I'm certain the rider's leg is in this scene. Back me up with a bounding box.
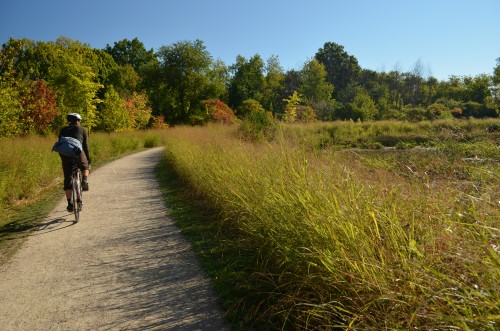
[60,155,74,211]
[79,154,90,191]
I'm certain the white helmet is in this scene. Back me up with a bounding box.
[67,113,82,123]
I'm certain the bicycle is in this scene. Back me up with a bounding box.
[70,160,83,222]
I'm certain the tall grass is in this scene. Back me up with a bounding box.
[0,130,164,227]
[160,122,499,329]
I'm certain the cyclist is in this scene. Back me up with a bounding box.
[58,113,91,212]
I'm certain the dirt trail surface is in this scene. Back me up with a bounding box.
[0,148,231,330]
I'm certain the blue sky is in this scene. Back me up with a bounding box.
[1,0,499,81]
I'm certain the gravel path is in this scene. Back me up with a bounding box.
[0,147,230,330]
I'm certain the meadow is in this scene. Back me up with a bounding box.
[1,119,499,329]
[160,119,499,330]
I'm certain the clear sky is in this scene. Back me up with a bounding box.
[1,0,499,81]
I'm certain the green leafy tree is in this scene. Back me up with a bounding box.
[107,64,139,98]
[155,39,217,124]
[206,59,230,102]
[0,39,27,137]
[349,87,378,120]
[298,58,334,105]
[463,74,492,104]
[49,44,103,129]
[0,82,22,137]
[8,38,104,129]
[99,86,130,132]
[315,42,361,103]
[385,69,404,111]
[493,57,500,85]
[104,38,156,72]
[228,54,266,109]
[137,59,163,117]
[262,55,285,114]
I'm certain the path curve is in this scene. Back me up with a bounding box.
[0,147,230,330]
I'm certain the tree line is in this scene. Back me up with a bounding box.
[1,36,499,137]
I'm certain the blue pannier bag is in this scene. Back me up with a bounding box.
[52,136,82,158]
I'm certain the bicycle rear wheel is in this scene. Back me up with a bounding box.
[72,172,81,222]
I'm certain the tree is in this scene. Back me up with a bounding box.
[19,78,59,134]
[315,42,361,103]
[283,91,302,122]
[349,87,378,120]
[278,70,303,116]
[155,39,218,124]
[262,55,285,114]
[463,74,492,104]
[228,54,266,109]
[107,64,139,98]
[298,58,334,105]
[48,39,103,129]
[99,86,130,132]
[0,38,28,137]
[493,57,500,85]
[205,59,229,103]
[104,38,156,72]
[6,38,104,129]
[123,91,152,129]
[0,82,22,137]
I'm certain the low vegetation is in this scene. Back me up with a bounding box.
[159,119,499,330]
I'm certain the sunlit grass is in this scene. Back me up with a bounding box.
[160,121,499,329]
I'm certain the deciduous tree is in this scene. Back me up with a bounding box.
[298,58,334,105]
[99,86,130,132]
[104,38,156,72]
[228,54,266,109]
[155,39,217,124]
[315,42,361,103]
[19,78,59,134]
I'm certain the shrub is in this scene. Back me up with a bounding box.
[237,99,265,118]
[203,99,235,124]
[238,110,277,141]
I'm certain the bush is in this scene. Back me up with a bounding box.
[237,99,265,118]
[203,99,236,124]
[238,111,277,142]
